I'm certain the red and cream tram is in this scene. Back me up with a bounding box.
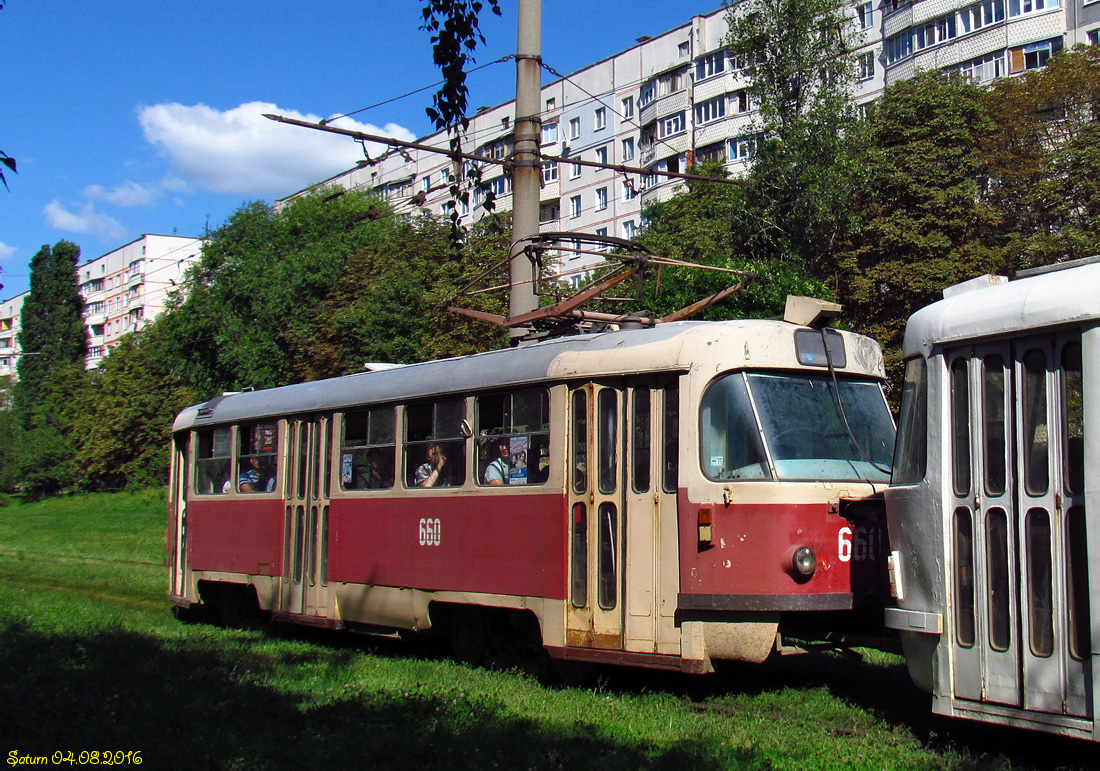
[168,304,895,671]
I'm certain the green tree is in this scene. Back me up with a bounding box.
[156,190,399,397]
[73,334,196,489]
[837,71,1000,386]
[724,0,864,272]
[0,376,19,491]
[636,163,829,320]
[12,365,90,498]
[13,241,88,425]
[980,46,1100,267]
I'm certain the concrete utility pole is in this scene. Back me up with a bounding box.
[508,0,542,340]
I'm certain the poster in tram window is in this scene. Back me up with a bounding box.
[341,453,353,485]
[253,424,277,453]
[509,435,528,485]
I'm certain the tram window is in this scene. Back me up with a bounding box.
[700,373,770,481]
[746,372,894,482]
[296,423,308,500]
[632,388,651,493]
[893,358,927,485]
[476,388,550,486]
[341,407,395,490]
[1027,508,1054,657]
[597,502,618,610]
[954,507,976,648]
[194,427,232,495]
[1022,349,1049,496]
[598,389,618,494]
[237,422,278,493]
[950,358,971,497]
[572,391,588,494]
[1062,341,1083,496]
[1066,506,1090,660]
[987,507,1011,652]
[405,398,466,488]
[571,502,588,608]
[983,356,1007,496]
[662,383,679,493]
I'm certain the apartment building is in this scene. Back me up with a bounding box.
[279,0,1100,281]
[0,293,24,380]
[0,234,203,380]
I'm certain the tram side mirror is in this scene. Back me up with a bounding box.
[783,295,841,328]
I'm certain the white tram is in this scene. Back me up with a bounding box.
[169,307,895,672]
[886,257,1100,739]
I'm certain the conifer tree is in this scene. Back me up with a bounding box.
[14,240,88,425]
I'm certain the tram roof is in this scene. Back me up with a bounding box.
[173,318,884,431]
[903,261,1100,358]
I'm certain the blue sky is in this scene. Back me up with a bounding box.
[0,1,715,300]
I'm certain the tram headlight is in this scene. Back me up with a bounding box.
[791,546,817,577]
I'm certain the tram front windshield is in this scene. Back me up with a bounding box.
[701,371,895,483]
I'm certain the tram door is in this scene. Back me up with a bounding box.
[947,333,1090,717]
[169,433,189,599]
[567,383,626,649]
[283,415,333,618]
[623,378,681,654]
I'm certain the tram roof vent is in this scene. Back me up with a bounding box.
[362,362,407,372]
[941,274,1008,299]
[783,295,841,328]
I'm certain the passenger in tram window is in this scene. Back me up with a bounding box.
[485,438,511,486]
[239,456,263,492]
[414,443,449,488]
[362,448,391,489]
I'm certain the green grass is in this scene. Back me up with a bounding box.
[0,492,1094,770]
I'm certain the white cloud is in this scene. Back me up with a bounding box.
[0,242,15,262]
[84,180,160,207]
[83,175,192,208]
[43,200,127,241]
[137,101,416,197]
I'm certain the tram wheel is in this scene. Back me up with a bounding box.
[449,605,487,666]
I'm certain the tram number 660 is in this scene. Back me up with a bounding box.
[419,518,442,546]
[838,526,879,563]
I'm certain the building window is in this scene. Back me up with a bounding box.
[621,96,634,120]
[570,195,582,218]
[857,1,873,29]
[657,112,685,139]
[1089,29,1099,46]
[622,179,637,202]
[694,95,726,125]
[639,81,656,107]
[956,52,1005,82]
[695,51,726,81]
[678,41,690,57]
[1009,38,1063,72]
[569,117,581,140]
[659,69,686,96]
[595,187,608,211]
[886,31,913,64]
[730,90,750,114]
[1008,0,1059,16]
[858,51,875,80]
[622,220,637,239]
[594,107,606,131]
[621,137,635,161]
[959,0,1005,34]
[546,97,556,111]
[695,142,727,165]
[541,122,558,145]
[595,146,608,165]
[729,135,757,161]
[542,162,558,183]
[571,162,582,179]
